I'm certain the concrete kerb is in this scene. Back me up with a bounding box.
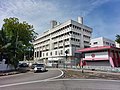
[45,78,120,83]
[62,68,120,75]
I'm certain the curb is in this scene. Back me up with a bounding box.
[0,72,20,76]
[63,68,120,75]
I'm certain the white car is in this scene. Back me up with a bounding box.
[34,64,46,72]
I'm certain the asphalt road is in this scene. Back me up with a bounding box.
[0,69,62,86]
[1,79,120,90]
[0,69,120,90]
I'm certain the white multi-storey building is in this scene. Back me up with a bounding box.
[33,17,92,66]
[90,37,116,47]
[115,42,120,48]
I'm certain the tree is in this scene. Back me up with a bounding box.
[115,35,120,44]
[0,17,37,69]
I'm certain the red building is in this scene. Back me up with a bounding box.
[76,46,120,67]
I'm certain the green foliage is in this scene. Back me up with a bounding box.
[115,35,120,44]
[0,17,37,68]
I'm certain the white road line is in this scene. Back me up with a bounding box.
[45,69,64,80]
[1,69,120,88]
[0,79,46,88]
[0,69,64,88]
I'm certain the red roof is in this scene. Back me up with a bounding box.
[76,46,120,52]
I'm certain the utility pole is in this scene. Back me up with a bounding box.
[65,50,68,68]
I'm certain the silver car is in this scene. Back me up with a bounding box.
[33,64,46,72]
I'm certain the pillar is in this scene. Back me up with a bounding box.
[108,49,114,67]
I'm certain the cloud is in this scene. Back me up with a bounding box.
[0,0,59,32]
[82,0,110,16]
[0,0,116,40]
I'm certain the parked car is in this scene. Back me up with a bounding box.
[18,63,29,68]
[33,64,46,72]
[31,63,37,69]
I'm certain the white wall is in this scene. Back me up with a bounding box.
[115,42,120,48]
[0,59,14,71]
[90,37,115,47]
[85,51,108,59]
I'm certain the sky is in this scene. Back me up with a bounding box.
[0,0,120,40]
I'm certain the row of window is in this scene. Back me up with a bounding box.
[51,25,71,35]
[69,31,81,36]
[35,34,50,43]
[52,32,70,40]
[35,44,49,49]
[53,37,80,45]
[93,41,115,46]
[103,41,115,46]
[83,35,90,39]
[34,49,70,58]
[71,24,81,30]
[83,29,91,33]
[72,44,80,48]
[84,41,90,44]
[55,45,70,49]
[34,39,50,46]
[71,38,80,42]
[51,24,81,35]
[35,24,83,44]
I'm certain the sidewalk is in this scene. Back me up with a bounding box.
[0,71,20,76]
[61,68,120,80]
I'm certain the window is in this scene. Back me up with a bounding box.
[39,51,42,57]
[93,42,98,44]
[37,51,39,57]
[65,45,69,47]
[55,51,57,55]
[112,44,115,46]
[43,53,44,56]
[50,52,52,56]
[106,42,109,45]
[59,46,63,48]
[46,52,48,56]
[61,50,63,54]
[66,49,69,54]
[35,52,36,58]
[84,41,89,44]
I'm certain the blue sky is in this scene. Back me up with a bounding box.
[0,0,120,40]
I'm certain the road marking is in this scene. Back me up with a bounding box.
[0,79,46,88]
[1,69,120,88]
[0,69,64,88]
[45,69,64,80]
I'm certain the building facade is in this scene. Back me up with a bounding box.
[115,42,120,48]
[76,46,120,67]
[32,17,92,66]
[90,37,115,47]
